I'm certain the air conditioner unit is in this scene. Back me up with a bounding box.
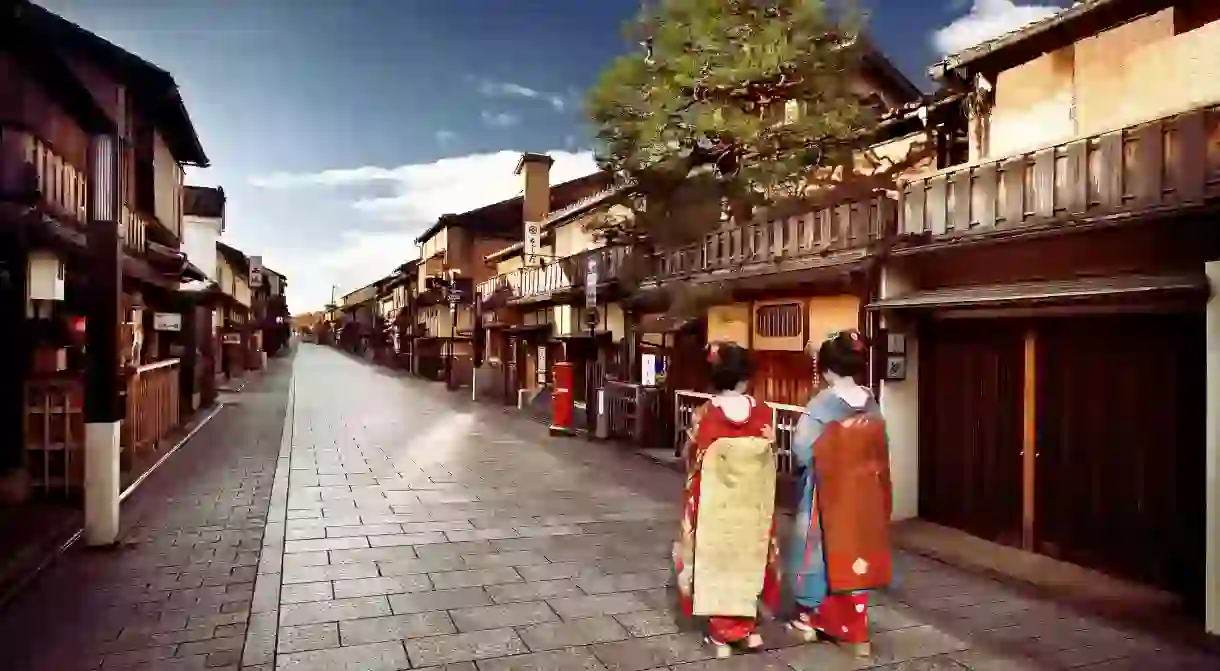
[27,250,65,302]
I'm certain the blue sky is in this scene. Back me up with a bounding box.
[39,0,1068,313]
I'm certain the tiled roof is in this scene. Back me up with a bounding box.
[928,0,1113,78]
[184,186,225,218]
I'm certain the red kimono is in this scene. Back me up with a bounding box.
[673,395,782,643]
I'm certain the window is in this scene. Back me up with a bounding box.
[755,303,802,338]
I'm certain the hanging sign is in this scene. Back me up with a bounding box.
[641,353,657,387]
[884,332,907,381]
[153,312,182,332]
[249,256,263,288]
[584,254,599,309]
[523,222,541,265]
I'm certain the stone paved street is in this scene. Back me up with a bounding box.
[1,345,1219,670]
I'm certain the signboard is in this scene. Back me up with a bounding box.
[249,255,263,288]
[883,332,907,381]
[523,222,541,266]
[641,353,657,387]
[584,254,599,309]
[536,345,547,384]
[222,333,241,345]
[153,312,182,332]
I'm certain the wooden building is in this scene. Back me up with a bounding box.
[1,1,212,505]
[873,0,1220,632]
[473,154,617,411]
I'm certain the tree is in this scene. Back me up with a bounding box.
[587,0,921,250]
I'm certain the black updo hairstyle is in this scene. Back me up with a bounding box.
[707,341,752,392]
[815,329,868,382]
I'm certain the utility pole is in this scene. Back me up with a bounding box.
[84,131,122,547]
[584,253,599,435]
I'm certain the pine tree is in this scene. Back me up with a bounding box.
[588,0,913,249]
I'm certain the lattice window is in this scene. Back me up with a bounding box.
[755,303,802,338]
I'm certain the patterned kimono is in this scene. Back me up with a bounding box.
[787,387,893,644]
[673,394,782,643]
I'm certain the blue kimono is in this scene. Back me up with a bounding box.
[786,387,884,608]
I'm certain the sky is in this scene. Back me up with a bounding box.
[38,0,1069,314]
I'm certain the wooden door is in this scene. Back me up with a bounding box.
[1035,312,1205,604]
[919,319,1025,547]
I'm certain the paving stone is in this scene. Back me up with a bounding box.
[461,551,551,569]
[590,632,713,670]
[518,616,632,651]
[486,579,586,604]
[403,627,528,666]
[326,524,405,537]
[388,587,493,614]
[575,570,672,595]
[280,581,334,604]
[339,611,457,645]
[277,640,410,670]
[378,556,467,575]
[279,596,393,626]
[283,536,370,553]
[477,646,607,671]
[518,562,588,582]
[330,547,421,564]
[430,567,523,590]
[282,562,380,584]
[332,574,432,599]
[449,601,558,632]
[612,611,680,638]
[276,622,339,654]
[548,594,653,620]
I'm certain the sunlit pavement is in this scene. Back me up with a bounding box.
[1,345,1217,670]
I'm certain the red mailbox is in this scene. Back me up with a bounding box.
[549,361,574,436]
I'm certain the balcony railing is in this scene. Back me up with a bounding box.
[0,127,88,225]
[901,103,1220,240]
[119,205,148,254]
[649,195,897,280]
[477,246,631,304]
[1,127,149,254]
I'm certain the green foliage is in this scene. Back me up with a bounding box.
[588,0,876,241]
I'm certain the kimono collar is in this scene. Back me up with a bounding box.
[824,371,870,409]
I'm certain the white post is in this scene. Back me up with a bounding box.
[879,265,919,521]
[1205,261,1220,635]
[84,421,121,545]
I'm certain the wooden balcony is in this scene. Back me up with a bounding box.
[901,104,1220,242]
[119,205,148,254]
[0,127,88,225]
[648,195,897,281]
[477,246,631,305]
[1,127,148,254]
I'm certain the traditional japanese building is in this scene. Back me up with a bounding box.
[872,0,1220,631]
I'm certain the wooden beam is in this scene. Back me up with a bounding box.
[1021,327,1037,551]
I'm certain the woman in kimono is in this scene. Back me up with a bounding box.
[787,330,892,657]
[673,342,782,657]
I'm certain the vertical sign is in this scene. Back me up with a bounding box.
[537,345,547,384]
[584,254,599,310]
[249,255,263,287]
[524,222,541,266]
[641,353,657,387]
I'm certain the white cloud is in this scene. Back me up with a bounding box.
[481,110,520,127]
[249,150,599,308]
[932,0,1063,56]
[435,130,457,145]
[474,78,568,111]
